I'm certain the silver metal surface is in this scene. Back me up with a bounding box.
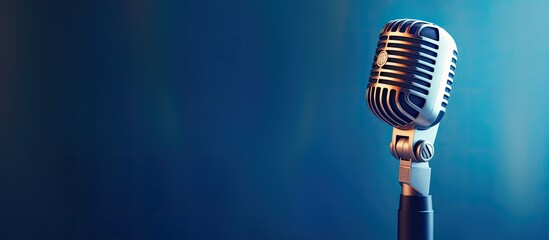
[365,19,458,196]
[398,159,431,196]
[366,19,458,130]
[390,124,439,162]
[415,140,434,162]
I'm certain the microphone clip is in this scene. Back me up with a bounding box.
[389,124,439,196]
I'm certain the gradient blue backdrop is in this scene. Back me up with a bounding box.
[1,0,548,239]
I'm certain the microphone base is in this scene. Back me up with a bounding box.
[398,194,434,240]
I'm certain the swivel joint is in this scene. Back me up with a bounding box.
[389,124,440,196]
[390,129,437,162]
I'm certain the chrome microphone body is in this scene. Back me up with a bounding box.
[366,19,458,196]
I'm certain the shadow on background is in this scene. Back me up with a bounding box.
[0,0,548,239]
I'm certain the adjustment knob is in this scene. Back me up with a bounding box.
[415,140,434,162]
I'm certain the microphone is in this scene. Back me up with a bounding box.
[365,19,458,240]
[366,18,457,195]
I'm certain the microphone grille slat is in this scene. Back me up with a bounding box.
[398,92,420,118]
[378,77,428,95]
[389,36,438,50]
[387,43,438,58]
[386,50,435,65]
[388,90,412,124]
[367,87,383,122]
[441,50,458,109]
[373,87,394,126]
[371,88,389,125]
[388,58,434,72]
[382,64,432,81]
[366,86,414,126]
[379,88,401,126]
[382,19,440,40]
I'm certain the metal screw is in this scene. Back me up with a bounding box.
[415,140,434,162]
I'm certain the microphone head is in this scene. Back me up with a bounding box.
[366,19,458,130]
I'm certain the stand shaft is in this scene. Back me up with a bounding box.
[398,194,433,240]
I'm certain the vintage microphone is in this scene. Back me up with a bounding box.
[365,19,458,240]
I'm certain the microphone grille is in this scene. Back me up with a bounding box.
[367,19,457,129]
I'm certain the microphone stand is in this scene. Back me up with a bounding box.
[398,184,433,240]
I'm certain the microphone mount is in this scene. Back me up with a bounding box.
[389,124,439,196]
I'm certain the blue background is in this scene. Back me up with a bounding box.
[1,0,549,239]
